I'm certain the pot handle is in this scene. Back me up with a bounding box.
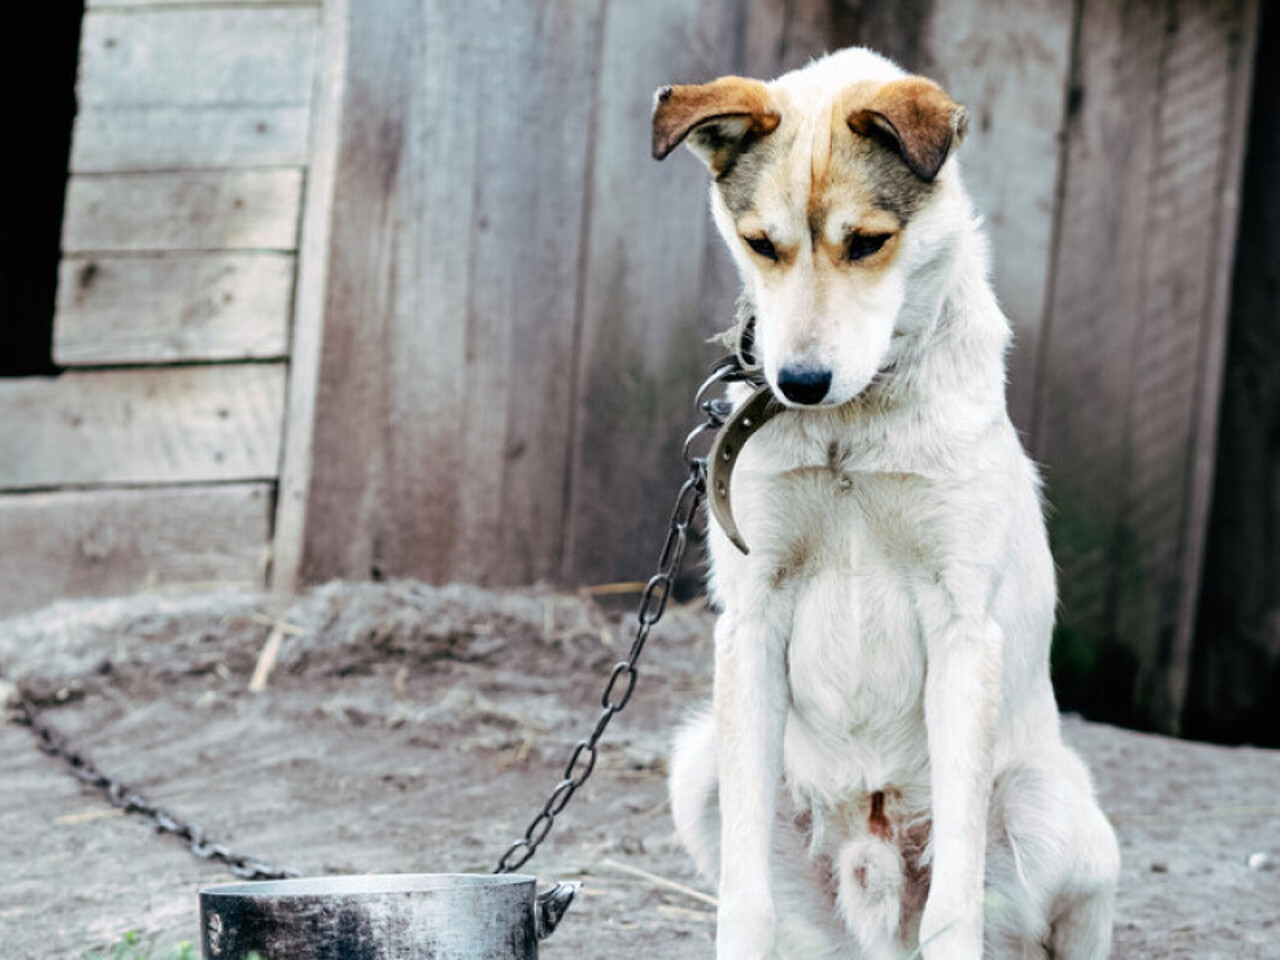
[535,881,580,940]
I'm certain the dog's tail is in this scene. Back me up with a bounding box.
[669,707,721,884]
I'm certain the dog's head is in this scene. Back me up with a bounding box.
[653,49,968,408]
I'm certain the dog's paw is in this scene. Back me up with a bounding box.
[918,897,983,960]
[715,897,778,960]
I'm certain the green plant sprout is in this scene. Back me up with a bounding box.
[81,932,264,960]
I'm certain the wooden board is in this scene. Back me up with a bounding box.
[1135,0,1260,730]
[54,253,294,365]
[1034,0,1259,734]
[298,0,605,586]
[90,0,315,7]
[71,105,311,172]
[271,0,351,594]
[77,7,319,109]
[62,170,304,253]
[1035,0,1166,709]
[0,364,286,490]
[71,7,318,171]
[0,484,271,618]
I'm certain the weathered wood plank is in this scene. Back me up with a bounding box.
[71,105,311,172]
[0,484,271,618]
[77,8,319,109]
[54,253,294,365]
[1130,0,1260,731]
[299,0,603,586]
[1034,0,1165,727]
[271,0,350,594]
[560,0,746,584]
[62,170,303,252]
[71,7,319,171]
[90,0,315,6]
[442,0,605,586]
[1035,0,1163,715]
[1034,0,1257,733]
[0,365,286,490]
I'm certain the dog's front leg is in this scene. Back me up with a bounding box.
[918,606,1003,960]
[713,610,789,960]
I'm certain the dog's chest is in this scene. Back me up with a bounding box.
[734,463,938,751]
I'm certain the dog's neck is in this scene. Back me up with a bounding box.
[874,200,1010,416]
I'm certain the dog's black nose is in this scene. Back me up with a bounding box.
[777,366,832,405]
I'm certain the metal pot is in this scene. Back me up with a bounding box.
[199,873,579,959]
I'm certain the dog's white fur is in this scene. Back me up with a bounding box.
[659,49,1120,959]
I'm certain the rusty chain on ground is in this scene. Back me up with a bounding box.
[9,695,302,880]
[8,353,756,881]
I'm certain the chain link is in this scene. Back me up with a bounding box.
[494,357,748,874]
[10,696,301,881]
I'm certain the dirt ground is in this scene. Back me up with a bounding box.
[1,581,1277,959]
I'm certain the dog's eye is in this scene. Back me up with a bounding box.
[745,235,779,262]
[846,232,891,261]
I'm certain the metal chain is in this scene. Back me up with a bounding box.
[494,357,751,873]
[6,354,755,883]
[10,696,301,881]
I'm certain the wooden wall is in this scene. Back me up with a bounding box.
[283,0,1075,590]
[282,0,1259,735]
[0,0,325,615]
[1034,0,1259,734]
[4,0,1262,737]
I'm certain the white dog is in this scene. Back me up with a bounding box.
[652,48,1119,960]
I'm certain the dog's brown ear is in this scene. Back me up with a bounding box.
[652,77,780,173]
[846,77,968,183]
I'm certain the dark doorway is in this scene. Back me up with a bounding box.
[2,2,84,377]
[1186,0,1280,747]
